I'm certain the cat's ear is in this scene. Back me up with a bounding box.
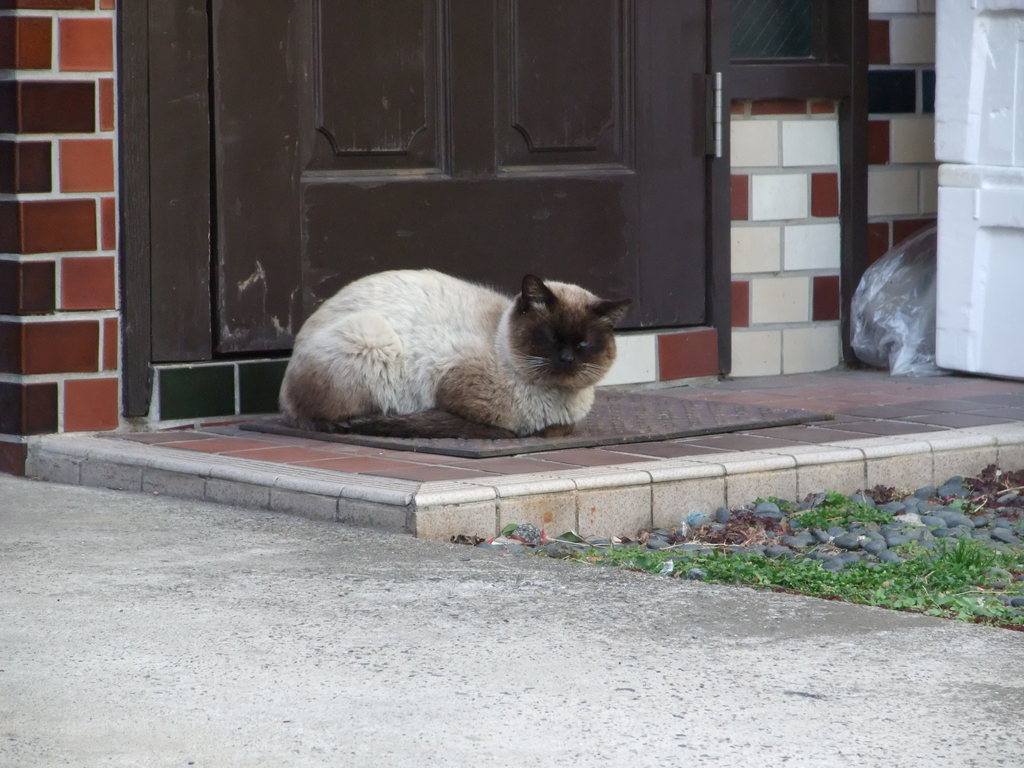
[517,274,557,314]
[592,298,631,327]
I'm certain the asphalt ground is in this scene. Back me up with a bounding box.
[2,474,1022,767]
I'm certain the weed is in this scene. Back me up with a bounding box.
[566,537,1024,628]
[791,491,894,530]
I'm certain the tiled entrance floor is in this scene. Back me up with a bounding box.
[25,370,1024,539]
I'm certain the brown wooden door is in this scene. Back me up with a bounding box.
[211,0,708,353]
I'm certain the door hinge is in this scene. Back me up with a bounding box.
[706,71,723,158]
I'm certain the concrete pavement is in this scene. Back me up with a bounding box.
[2,474,1022,767]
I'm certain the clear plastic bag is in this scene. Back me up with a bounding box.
[851,225,947,377]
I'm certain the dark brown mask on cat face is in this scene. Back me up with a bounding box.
[509,274,631,387]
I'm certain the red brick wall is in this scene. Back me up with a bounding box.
[0,0,120,473]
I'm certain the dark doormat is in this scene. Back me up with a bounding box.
[240,390,832,459]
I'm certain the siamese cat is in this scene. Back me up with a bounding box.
[279,269,630,439]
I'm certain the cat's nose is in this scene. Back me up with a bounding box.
[559,348,575,364]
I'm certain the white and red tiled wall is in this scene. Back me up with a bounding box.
[867,0,938,260]
[726,1,938,377]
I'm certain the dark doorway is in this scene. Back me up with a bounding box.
[212,0,710,353]
[121,1,729,413]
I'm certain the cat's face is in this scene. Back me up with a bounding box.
[508,274,631,387]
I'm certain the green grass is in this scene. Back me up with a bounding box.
[790,491,895,530]
[559,537,1024,628]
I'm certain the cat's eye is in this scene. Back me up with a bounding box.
[576,341,590,350]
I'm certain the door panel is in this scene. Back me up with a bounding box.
[213,0,707,354]
[312,0,444,171]
[497,0,630,168]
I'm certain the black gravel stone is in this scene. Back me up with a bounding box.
[920,515,947,528]
[782,534,815,549]
[1010,597,1024,608]
[884,533,912,547]
[863,540,888,557]
[834,533,864,550]
[826,525,847,538]
[997,492,1019,505]
[714,507,732,524]
[851,492,875,507]
[821,557,847,572]
[991,517,1013,529]
[914,486,937,500]
[541,541,584,558]
[878,501,907,514]
[811,528,831,544]
[991,528,1021,545]
[686,568,707,581]
[753,501,783,520]
[937,511,974,528]
[764,545,792,559]
[877,550,903,564]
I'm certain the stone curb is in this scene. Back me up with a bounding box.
[23,424,1024,540]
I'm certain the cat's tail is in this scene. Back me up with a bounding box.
[321,310,408,413]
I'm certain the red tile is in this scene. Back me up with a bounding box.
[812,275,840,321]
[61,256,116,310]
[98,78,114,131]
[658,328,719,380]
[59,139,114,192]
[0,259,55,314]
[63,377,118,431]
[58,17,113,71]
[731,281,749,328]
[169,437,282,453]
[3,81,95,133]
[223,446,344,464]
[600,441,726,459]
[730,100,747,116]
[0,140,52,193]
[682,433,802,452]
[102,316,118,370]
[751,99,806,115]
[99,0,114,8]
[867,120,889,165]
[7,198,97,254]
[16,320,100,374]
[730,174,748,221]
[100,196,116,250]
[868,19,890,65]
[369,465,498,481]
[809,100,835,114]
[0,1,94,8]
[893,217,935,246]
[528,448,655,467]
[0,380,58,434]
[867,221,890,264]
[0,16,52,69]
[0,441,27,476]
[811,173,839,218]
[292,456,419,473]
[440,456,578,474]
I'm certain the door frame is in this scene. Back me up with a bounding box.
[727,0,869,364]
[119,0,735,417]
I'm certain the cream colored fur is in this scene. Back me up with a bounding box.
[279,269,611,435]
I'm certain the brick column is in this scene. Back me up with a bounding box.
[1,0,120,475]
